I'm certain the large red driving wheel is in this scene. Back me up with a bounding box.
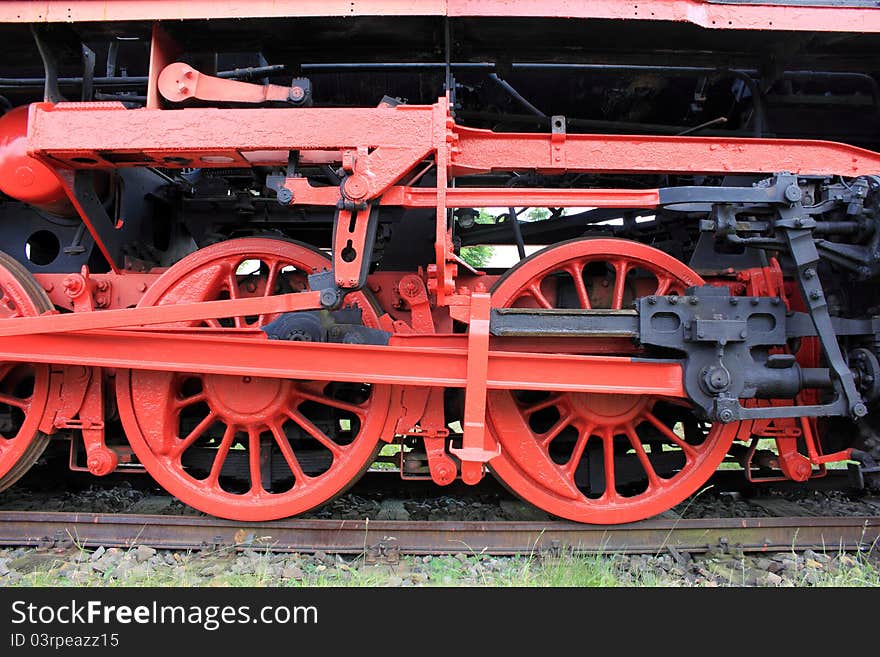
[0,250,53,492]
[116,238,391,521]
[487,238,740,524]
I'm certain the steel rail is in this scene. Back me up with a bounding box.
[0,511,877,557]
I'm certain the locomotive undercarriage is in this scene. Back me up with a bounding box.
[1,12,880,523]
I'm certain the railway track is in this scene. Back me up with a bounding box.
[1,511,877,561]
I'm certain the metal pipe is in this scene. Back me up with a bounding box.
[488,73,546,118]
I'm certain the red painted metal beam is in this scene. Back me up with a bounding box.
[28,102,880,178]
[2,1,879,33]
[27,103,435,170]
[450,126,880,177]
[0,291,322,336]
[0,329,687,395]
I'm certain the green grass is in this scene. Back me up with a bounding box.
[4,544,879,587]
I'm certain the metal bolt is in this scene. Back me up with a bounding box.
[289,86,305,102]
[803,268,816,280]
[730,297,738,306]
[853,402,868,418]
[647,296,657,305]
[689,297,698,305]
[795,218,804,227]
[771,297,781,306]
[740,329,747,338]
[810,290,821,300]
[320,288,339,308]
[718,409,735,423]
[669,296,678,305]
[277,188,294,205]
[784,184,803,203]
[750,297,759,306]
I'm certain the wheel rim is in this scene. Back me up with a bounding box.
[116,238,391,521]
[0,250,52,492]
[487,238,739,523]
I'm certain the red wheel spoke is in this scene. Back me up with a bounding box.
[269,421,310,482]
[0,392,29,411]
[263,260,281,297]
[527,283,554,309]
[624,424,662,488]
[286,407,343,457]
[611,260,630,309]
[295,390,366,417]
[173,391,206,411]
[601,431,618,500]
[248,428,263,493]
[258,260,283,324]
[644,412,697,461]
[538,414,573,448]
[206,424,235,486]
[204,318,223,329]
[225,269,244,328]
[565,263,591,309]
[655,275,673,296]
[520,394,563,417]
[564,423,594,479]
[171,411,216,459]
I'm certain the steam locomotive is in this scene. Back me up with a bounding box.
[0,1,878,523]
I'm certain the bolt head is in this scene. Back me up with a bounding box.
[277,188,293,205]
[784,184,803,203]
[320,288,339,308]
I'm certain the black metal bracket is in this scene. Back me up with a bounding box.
[776,206,868,419]
[637,285,840,422]
[71,171,124,269]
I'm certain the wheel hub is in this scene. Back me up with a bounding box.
[203,374,290,424]
[568,392,649,426]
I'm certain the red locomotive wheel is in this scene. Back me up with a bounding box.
[0,250,53,492]
[487,238,740,523]
[116,238,391,521]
